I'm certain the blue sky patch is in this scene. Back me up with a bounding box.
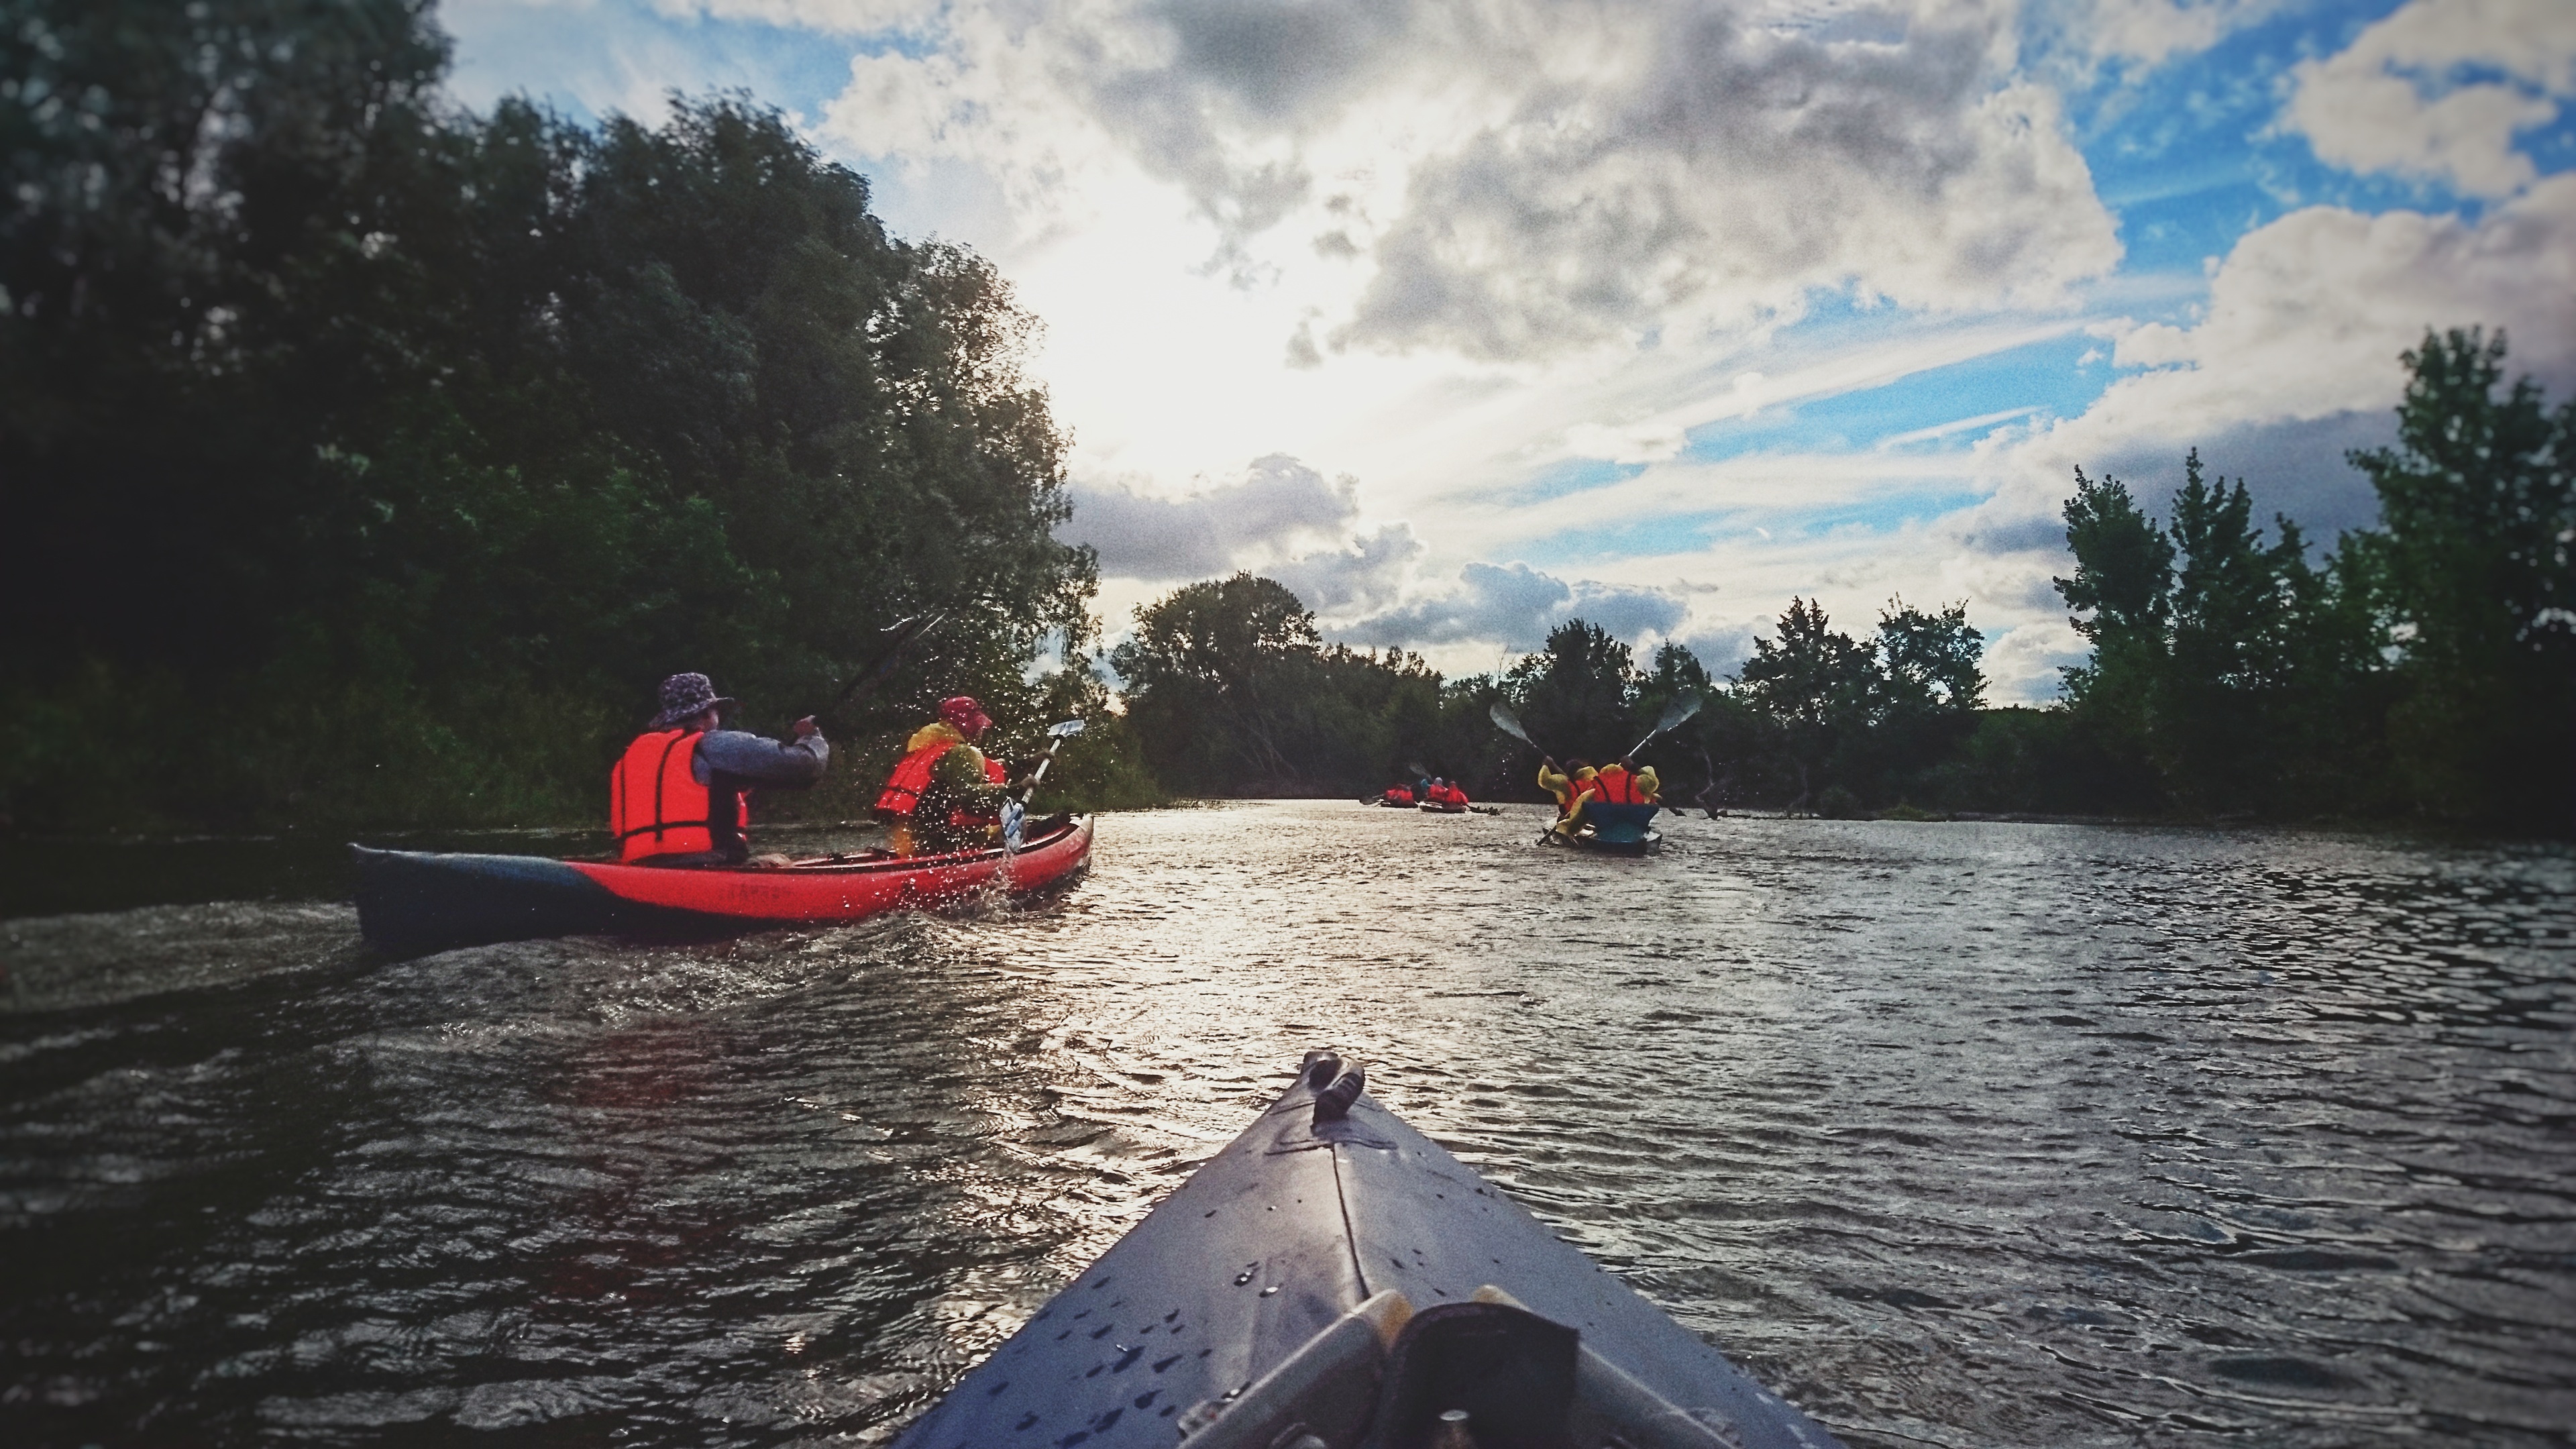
[1681,334,2113,464]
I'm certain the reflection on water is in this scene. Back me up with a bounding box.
[2,802,2571,1447]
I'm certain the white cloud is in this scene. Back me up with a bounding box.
[2056,176,2576,445]
[2072,0,2265,64]
[822,0,2121,362]
[1561,420,1688,466]
[649,0,934,32]
[2284,0,2576,198]
[1340,561,1687,651]
[1269,525,1426,614]
[1063,453,1358,578]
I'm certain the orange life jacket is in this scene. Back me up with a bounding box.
[610,729,749,863]
[876,738,956,817]
[1592,764,1640,804]
[877,739,1009,826]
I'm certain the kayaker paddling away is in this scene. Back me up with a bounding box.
[889,1051,1847,1449]
[610,672,830,869]
[875,694,1035,857]
[350,674,1094,953]
[351,817,1093,953]
[1493,697,1698,855]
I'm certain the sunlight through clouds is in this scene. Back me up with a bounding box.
[439,0,2575,700]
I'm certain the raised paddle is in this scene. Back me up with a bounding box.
[815,610,946,726]
[1489,703,1570,844]
[1487,701,1539,750]
[1003,718,1086,849]
[1623,690,1703,759]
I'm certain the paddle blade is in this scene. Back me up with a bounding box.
[1488,702,1535,747]
[1046,718,1087,738]
[1657,691,1703,732]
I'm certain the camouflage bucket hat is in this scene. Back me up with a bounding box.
[650,672,736,730]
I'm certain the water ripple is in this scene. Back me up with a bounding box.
[1,804,2571,1446]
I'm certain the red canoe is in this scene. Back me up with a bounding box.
[353,814,1093,951]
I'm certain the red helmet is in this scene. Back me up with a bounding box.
[939,696,993,737]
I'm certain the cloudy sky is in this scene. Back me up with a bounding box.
[442,0,2576,698]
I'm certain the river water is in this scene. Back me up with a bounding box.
[3,802,2571,1448]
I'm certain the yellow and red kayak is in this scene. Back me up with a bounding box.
[352,814,1092,952]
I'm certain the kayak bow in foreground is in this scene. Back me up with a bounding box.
[892,1052,1843,1449]
[352,814,1093,953]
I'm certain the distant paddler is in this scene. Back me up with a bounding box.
[610,672,830,867]
[875,695,1020,857]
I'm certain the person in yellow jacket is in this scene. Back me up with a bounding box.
[1536,755,1598,837]
[875,696,1021,856]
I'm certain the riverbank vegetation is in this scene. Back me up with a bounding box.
[1,0,1159,829]
[1110,330,2571,833]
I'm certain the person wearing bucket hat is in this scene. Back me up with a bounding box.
[873,694,1023,856]
[608,673,830,867]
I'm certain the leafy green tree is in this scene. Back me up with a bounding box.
[2350,327,2575,827]
[1110,574,1438,794]
[1736,598,1872,809]
[1507,620,1642,764]
[1642,641,1774,810]
[2158,450,2316,810]
[1112,574,1320,790]
[1866,598,1985,796]
[2053,468,2173,806]
[0,0,1091,829]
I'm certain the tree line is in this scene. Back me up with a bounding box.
[5,1,2561,837]
[1,0,1124,829]
[1110,331,2571,833]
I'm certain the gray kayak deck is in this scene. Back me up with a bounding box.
[891,1067,1843,1449]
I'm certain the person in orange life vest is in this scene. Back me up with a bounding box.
[875,695,1020,857]
[1381,784,1415,805]
[1589,756,1661,806]
[610,672,830,867]
[1438,780,1472,807]
[1536,755,1597,837]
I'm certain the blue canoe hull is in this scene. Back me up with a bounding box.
[890,1063,1843,1449]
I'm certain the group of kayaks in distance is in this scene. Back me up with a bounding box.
[1368,778,1481,812]
[352,674,1839,1444]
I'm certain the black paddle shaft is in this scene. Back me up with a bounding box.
[814,612,945,724]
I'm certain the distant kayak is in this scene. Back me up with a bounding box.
[353,814,1092,952]
[1417,800,1468,814]
[1543,801,1663,855]
[890,1051,1845,1449]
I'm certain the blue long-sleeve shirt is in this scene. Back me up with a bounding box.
[691,729,829,787]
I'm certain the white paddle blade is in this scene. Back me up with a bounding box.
[1659,692,1703,731]
[1488,702,1534,746]
[1047,718,1086,738]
